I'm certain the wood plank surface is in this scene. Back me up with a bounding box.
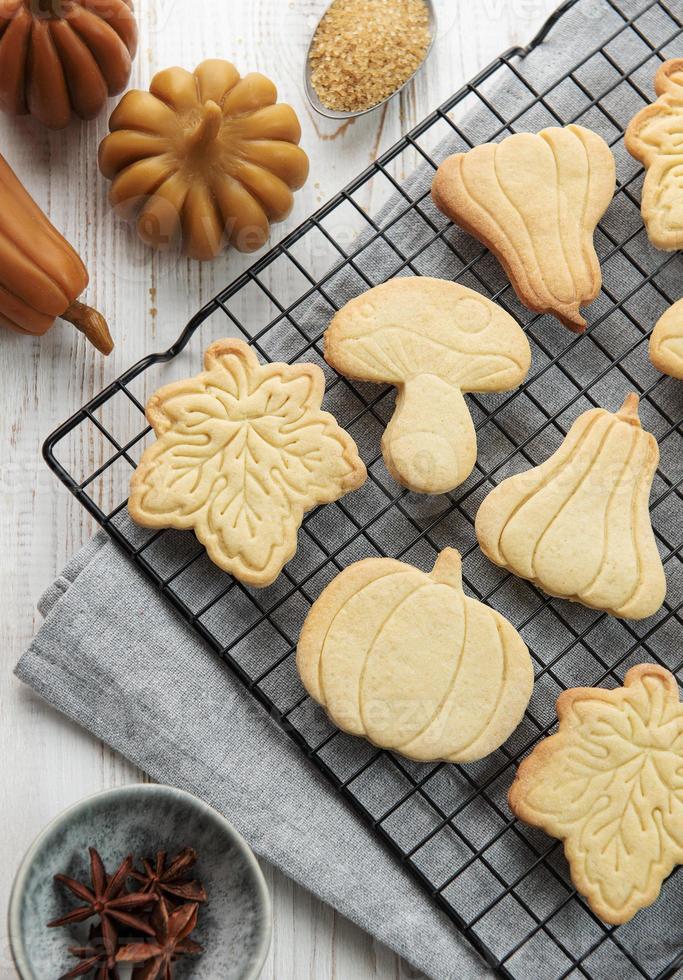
[0,1,558,977]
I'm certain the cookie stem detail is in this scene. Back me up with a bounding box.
[430,548,463,588]
[616,392,642,428]
[383,375,476,494]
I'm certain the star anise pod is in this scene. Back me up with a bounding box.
[60,928,119,980]
[49,848,157,952]
[116,901,204,980]
[130,848,207,910]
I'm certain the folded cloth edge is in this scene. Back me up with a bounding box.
[16,533,493,980]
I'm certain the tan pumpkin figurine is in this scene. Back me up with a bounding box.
[98,59,310,261]
[0,0,138,130]
[0,152,113,353]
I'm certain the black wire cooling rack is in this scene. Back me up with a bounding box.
[44,0,683,977]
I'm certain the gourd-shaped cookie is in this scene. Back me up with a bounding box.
[650,299,683,379]
[625,59,683,251]
[129,338,366,588]
[509,664,683,924]
[297,549,534,763]
[475,394,666,620]
[324,278,531,495]
[432,125,616,332]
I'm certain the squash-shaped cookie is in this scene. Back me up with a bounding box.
[129,339,366,588]
[324,278,531,495]
[475,394,666,620]
[432,125,616,332]
[297,549,534,763]
[650,299,683,379]
[509,664,683,924]
[625,59,683,252]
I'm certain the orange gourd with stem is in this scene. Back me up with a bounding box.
[0,153,113,353]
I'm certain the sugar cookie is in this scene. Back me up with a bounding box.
[625,59,683,251]
[324,277,530,494]
[432,125,616,332]
[509,664,683,924]
[650,298,683,379]
[475,394,666,620]
[129,338,367,587]
[297,548,534,763]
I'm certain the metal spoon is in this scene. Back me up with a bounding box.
[304,0,438,121]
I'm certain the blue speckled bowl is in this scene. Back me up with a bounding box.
[9,784,271,980]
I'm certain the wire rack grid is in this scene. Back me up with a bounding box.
[44,1,683,977]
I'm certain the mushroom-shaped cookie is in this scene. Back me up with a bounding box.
[324,278,531,494]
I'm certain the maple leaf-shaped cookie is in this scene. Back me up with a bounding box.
[509,665,683,924]
[625,59,683,251]
[129,338,367,587]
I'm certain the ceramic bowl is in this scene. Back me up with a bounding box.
[9,783,271,979]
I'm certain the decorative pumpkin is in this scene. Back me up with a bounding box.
[0,152,113,353]
[98,59,310,261]
[475,394,666,620]
[324,278,531,494]
[432,125,616,332]
[650,298,683,379]
[0,0,138,130]
[297,549,534,764]
[625,59,683,251]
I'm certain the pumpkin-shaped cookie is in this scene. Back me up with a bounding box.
[98,59,310,261]
[0,0,138,130]
[476,394,666,620]
[297,549,534,763]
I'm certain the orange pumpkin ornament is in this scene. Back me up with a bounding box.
[98,59,310,261]
[0,153,113,353]
[0,0,138,130]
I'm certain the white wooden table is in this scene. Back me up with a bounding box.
[0,1,558,976]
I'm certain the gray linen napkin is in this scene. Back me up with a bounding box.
[17,531,491,980]
[16,1,683,977]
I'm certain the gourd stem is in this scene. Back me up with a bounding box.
[560,302,587,334]
[63,301,114,355]
[431,549,463,589]
[617,392,641,427]
[188,100,223,150]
